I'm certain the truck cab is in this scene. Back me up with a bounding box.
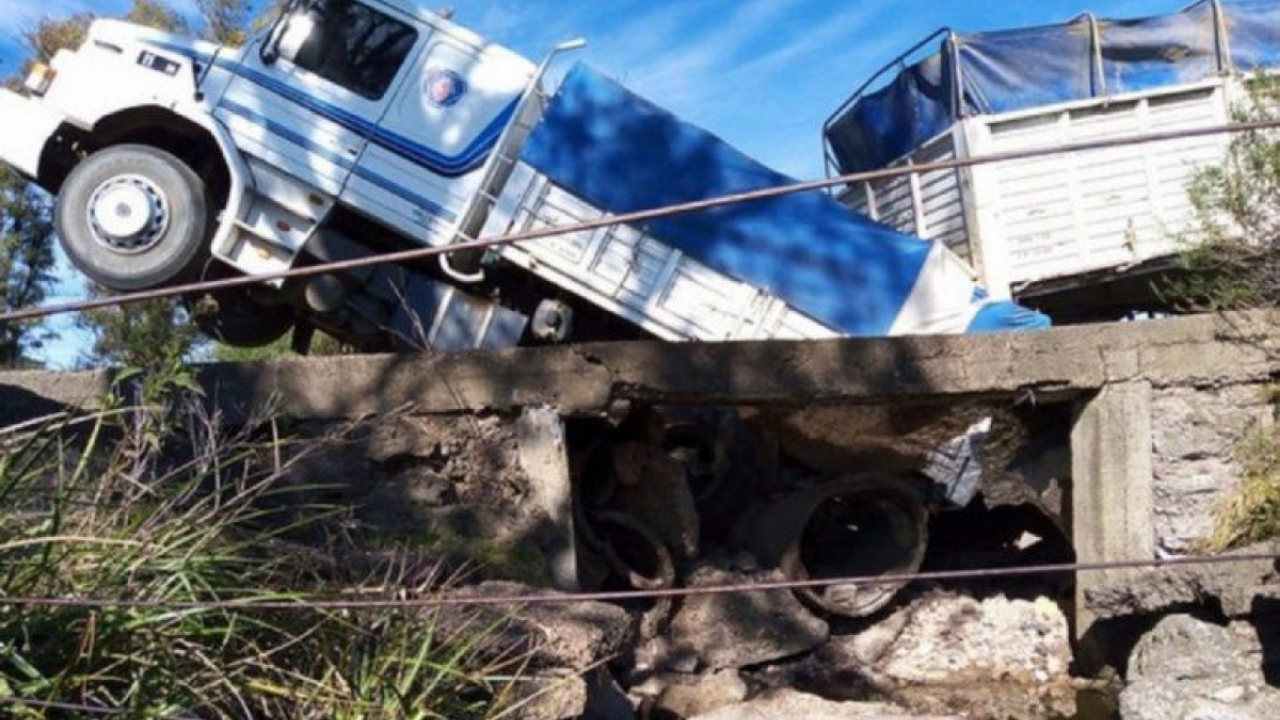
[1,0,561,351]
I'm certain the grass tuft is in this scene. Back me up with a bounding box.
[0,394,528,719]
[1198,424,1280,552]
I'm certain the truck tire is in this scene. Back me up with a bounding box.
[55,145,209,291]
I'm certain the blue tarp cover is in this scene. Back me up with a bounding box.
[522,64,1049,337]
[827,0,1280,174]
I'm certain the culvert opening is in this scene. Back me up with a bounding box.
[801,494,923,580]
[922,499,1074,602]
[784,479,928,618]
[593,511,675,595]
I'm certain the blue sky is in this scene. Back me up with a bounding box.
[0,0,1191,365]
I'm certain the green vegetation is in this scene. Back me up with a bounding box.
[0,384,527,718]
[381,527,552,589]
[1165,72,1280,312]
[1200,421,1280,552]
[0,165,56,368]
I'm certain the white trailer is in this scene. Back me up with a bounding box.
[823,1,1278,320]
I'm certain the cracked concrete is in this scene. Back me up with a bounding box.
[3,311,1278,424]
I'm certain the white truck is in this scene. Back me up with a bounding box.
[822,0,1280,321]
[0,0,1046,353]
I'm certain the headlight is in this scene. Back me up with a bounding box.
[23,62,57,96]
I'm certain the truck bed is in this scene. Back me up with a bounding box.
[838,79,1232,302]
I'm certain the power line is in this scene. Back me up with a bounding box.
[1,550,1275,612]
[2,118,1278,327]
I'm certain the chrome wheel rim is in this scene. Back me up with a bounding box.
[86,174,170,254]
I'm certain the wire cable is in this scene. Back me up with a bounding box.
[2,119,1279,326]
[0,550,1275,611]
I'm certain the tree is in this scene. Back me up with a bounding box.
[1168,73,1280,311]
[197,0,252,47]
[21,14,92,73]
[0,167,57,368]
[0,15,95,368]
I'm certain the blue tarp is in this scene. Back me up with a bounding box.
[1227,1,1280,69]
[959,21,1097,115]
[827,0,1280,174]
[522,64,1049,337]
[829,54,953,180]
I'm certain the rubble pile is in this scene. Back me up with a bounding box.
[280,405,1279,720]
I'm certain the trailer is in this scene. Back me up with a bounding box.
[822,0,1280,320]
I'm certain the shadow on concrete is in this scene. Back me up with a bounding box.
[0,383,77,427]
[1254,593,1280,688]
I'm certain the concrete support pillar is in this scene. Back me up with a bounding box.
[517,406,578,591]
[1071,381,1155,643]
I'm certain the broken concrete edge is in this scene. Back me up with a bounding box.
[1081,540,1280,622]
[1,310,1278,423]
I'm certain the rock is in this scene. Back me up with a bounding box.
[1120,614,1280,720]
[447,582,634,671]
[633,636,701,675]
[365,414,439,462]
[876,594,1071,686]
[1083,541,1280,620]
[668,565,829,669]
[1150,386,1274,554]
[505,673,587,720]
[362,468,458,517]
[798,593,1075,720]
[654,670,748,718]
[848,604,912,665]
[610,441,700,559]
[687,688,954,719]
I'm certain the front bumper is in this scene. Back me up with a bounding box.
[0,88,66,181]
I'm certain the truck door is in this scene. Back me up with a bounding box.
[341,26,536,246]
[214,0,420,198]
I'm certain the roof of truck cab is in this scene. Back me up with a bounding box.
[369,0,529,61]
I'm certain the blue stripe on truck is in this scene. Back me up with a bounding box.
[148,40,516,178]
[218,99,457,223]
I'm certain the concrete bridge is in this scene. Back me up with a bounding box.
[4,310,1279,650]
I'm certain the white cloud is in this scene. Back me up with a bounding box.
[591,0,809,106]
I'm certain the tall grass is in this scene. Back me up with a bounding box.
[0,390,526,719]
[1199,421,1280,552]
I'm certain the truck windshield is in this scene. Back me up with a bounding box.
[291,0,417,100]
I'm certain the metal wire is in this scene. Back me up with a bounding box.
[0,696,203,719]
[3,118,1279,326]
[0,550,1275,612]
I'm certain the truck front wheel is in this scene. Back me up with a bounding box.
[55,145,209,291]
